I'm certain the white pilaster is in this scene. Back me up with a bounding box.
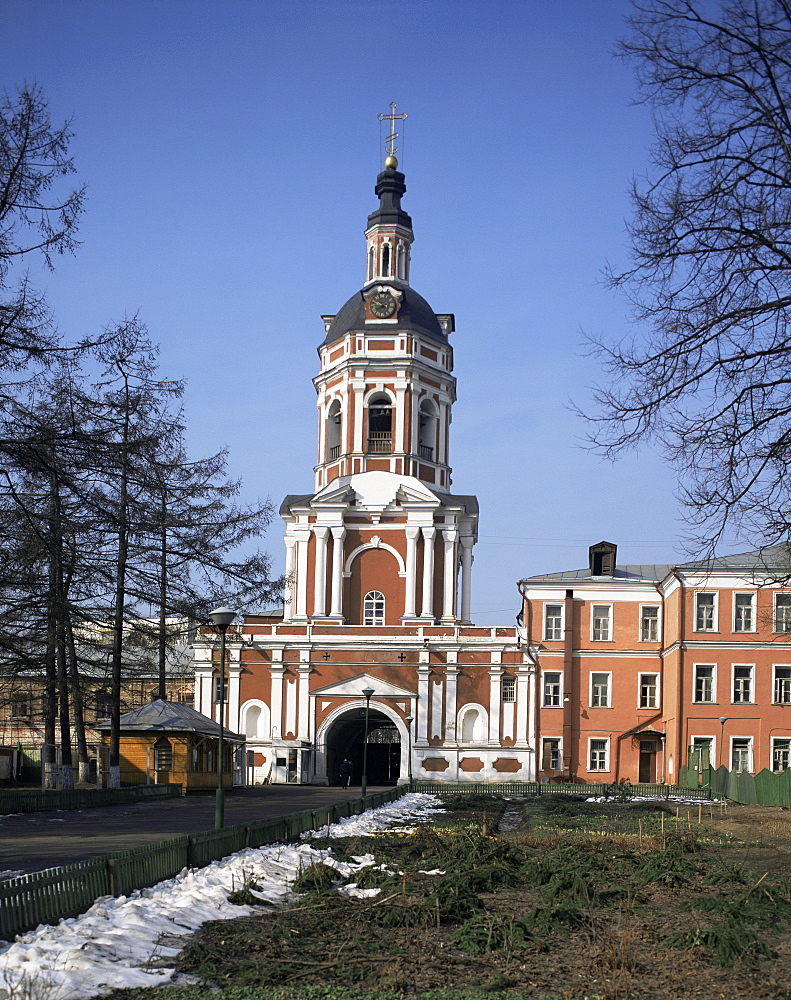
[488,659,503,744]
[460,535,474,623]
[441,527,458,622]
[515,661,532,749]
[312,526,329,617]
[395,383,406,454]
[353,383,365,454]
[416,663,431,744]
[297,660,311,740]
[283,536,297,621]
[330,526,346,619]
[295,528,310,619]
[444,659,458,743]
[269,655,284,740]
[227,644,242,733]
[421,526,435,619]
[403,526,420,618]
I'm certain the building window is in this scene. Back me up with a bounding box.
[96,694,113,719]
[693,664,715,703]
[776,594,791,632]
[775,666,791,704]
[591,672,611,708]
[368,246,375,281]
[381,242,391,277]
[695,592,716,631]
[773,738,791,773]
[363,591,385,626]
[690,736,713,770]
[10,694,31,719]
[731,737,752,773]
[367,394,392,453]
[544,604,563,641]
[213,676,229,703]
[501,676,516,702]
[327,400,342,462]
[734,593,755,632]
[639,674,659,709]
[589,738,609,771]
[732,665,753,704]
[591,605,611,641]
[542,738,562,771]
[640,605,659,642]
[542,672,562,707]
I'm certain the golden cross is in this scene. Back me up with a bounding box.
[378,102,408,157]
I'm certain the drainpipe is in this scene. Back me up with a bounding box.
[563,588,574,778]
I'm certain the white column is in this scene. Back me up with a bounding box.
[269,656,284,740]
[312,526,329,617]
[421,526,435,619]
[460,535,474,623]
[395,384,406,455]
[283,535,297,621]
[445,660,458,743]
[438,401,448,467]
[416,663,431,745]
[515,662,530,746]
[353,383,365,453]
[403,526,420,618]
[442,527,458,622]
[295,528,310,620]
[488,660,503,744]
[227,645,242,733]
[330,526,346,619]
[297,661,311,740]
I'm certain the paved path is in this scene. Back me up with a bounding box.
[0,786,389,878]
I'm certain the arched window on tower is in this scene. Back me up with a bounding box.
[418,399,436,462]
[397,243,407,280]
[363,591,385,626]
[327,399,342,462]
[368,246,375,282]
[367,393,392,453]
[381,242,391,277]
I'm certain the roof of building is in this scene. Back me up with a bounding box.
[323,280,446,347]
[94,699,244,742]
[518,544,791,586]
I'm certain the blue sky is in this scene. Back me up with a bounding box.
[3,0,712,623]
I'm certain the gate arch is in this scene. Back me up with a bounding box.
[316,700,408,786]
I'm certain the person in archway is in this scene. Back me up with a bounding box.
[339,758,352,788]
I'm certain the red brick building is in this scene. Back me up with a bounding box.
[519,541,791,784]
[193,138,533,785]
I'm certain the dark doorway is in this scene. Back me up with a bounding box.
[326,709,401,787]
[639,741,658,783]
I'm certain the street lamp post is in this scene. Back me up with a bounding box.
[404,714,413,784]
[209,606,236,830]
[719,717,728,770]
[361,687,374,799]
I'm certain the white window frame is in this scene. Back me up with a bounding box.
[695,592,718,632]
[732,663,754,704]
[640,605,660,642]
[730,736,753,773]
[363,590,385,626]
[638,673,659,710]
[544,602,564,641]
[501,676,516,703]
[588,737,610,772]
[542,737,563,771]
[774,665,791,704]
[775,593,791,633]
[772,737,791,773]
[691,735,715,769]
[542,671,563,707]
[590,671,611,708]
[733,592,756,633]
[693,663,716,704]
[591,604,612,642]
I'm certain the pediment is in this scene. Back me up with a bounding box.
[311,671,415,699]
[313,471,441,514]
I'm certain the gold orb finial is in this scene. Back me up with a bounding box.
[384,154,398,170]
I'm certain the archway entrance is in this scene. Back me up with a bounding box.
[325,708,401,787]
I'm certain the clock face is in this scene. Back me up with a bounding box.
[370,291,397,319]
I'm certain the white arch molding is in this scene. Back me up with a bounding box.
[314,700,410,785]
[241,699,271,740]
[344,540,406,577]
[457,702,489,743]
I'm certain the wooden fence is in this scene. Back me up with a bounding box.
[679,763,791,806]
[0,783,182,815]
[413,780,712,800]
[0,785,406,942]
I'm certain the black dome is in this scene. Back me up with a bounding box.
[323,280,446,346]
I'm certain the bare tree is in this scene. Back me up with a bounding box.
[585,0,791,553]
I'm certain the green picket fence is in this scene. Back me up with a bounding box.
[412,780,712,800]
[0,785,406,942]
[0,783,182,815]
[680,762,791,806]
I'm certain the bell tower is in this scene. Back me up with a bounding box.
[280,108,478,628]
